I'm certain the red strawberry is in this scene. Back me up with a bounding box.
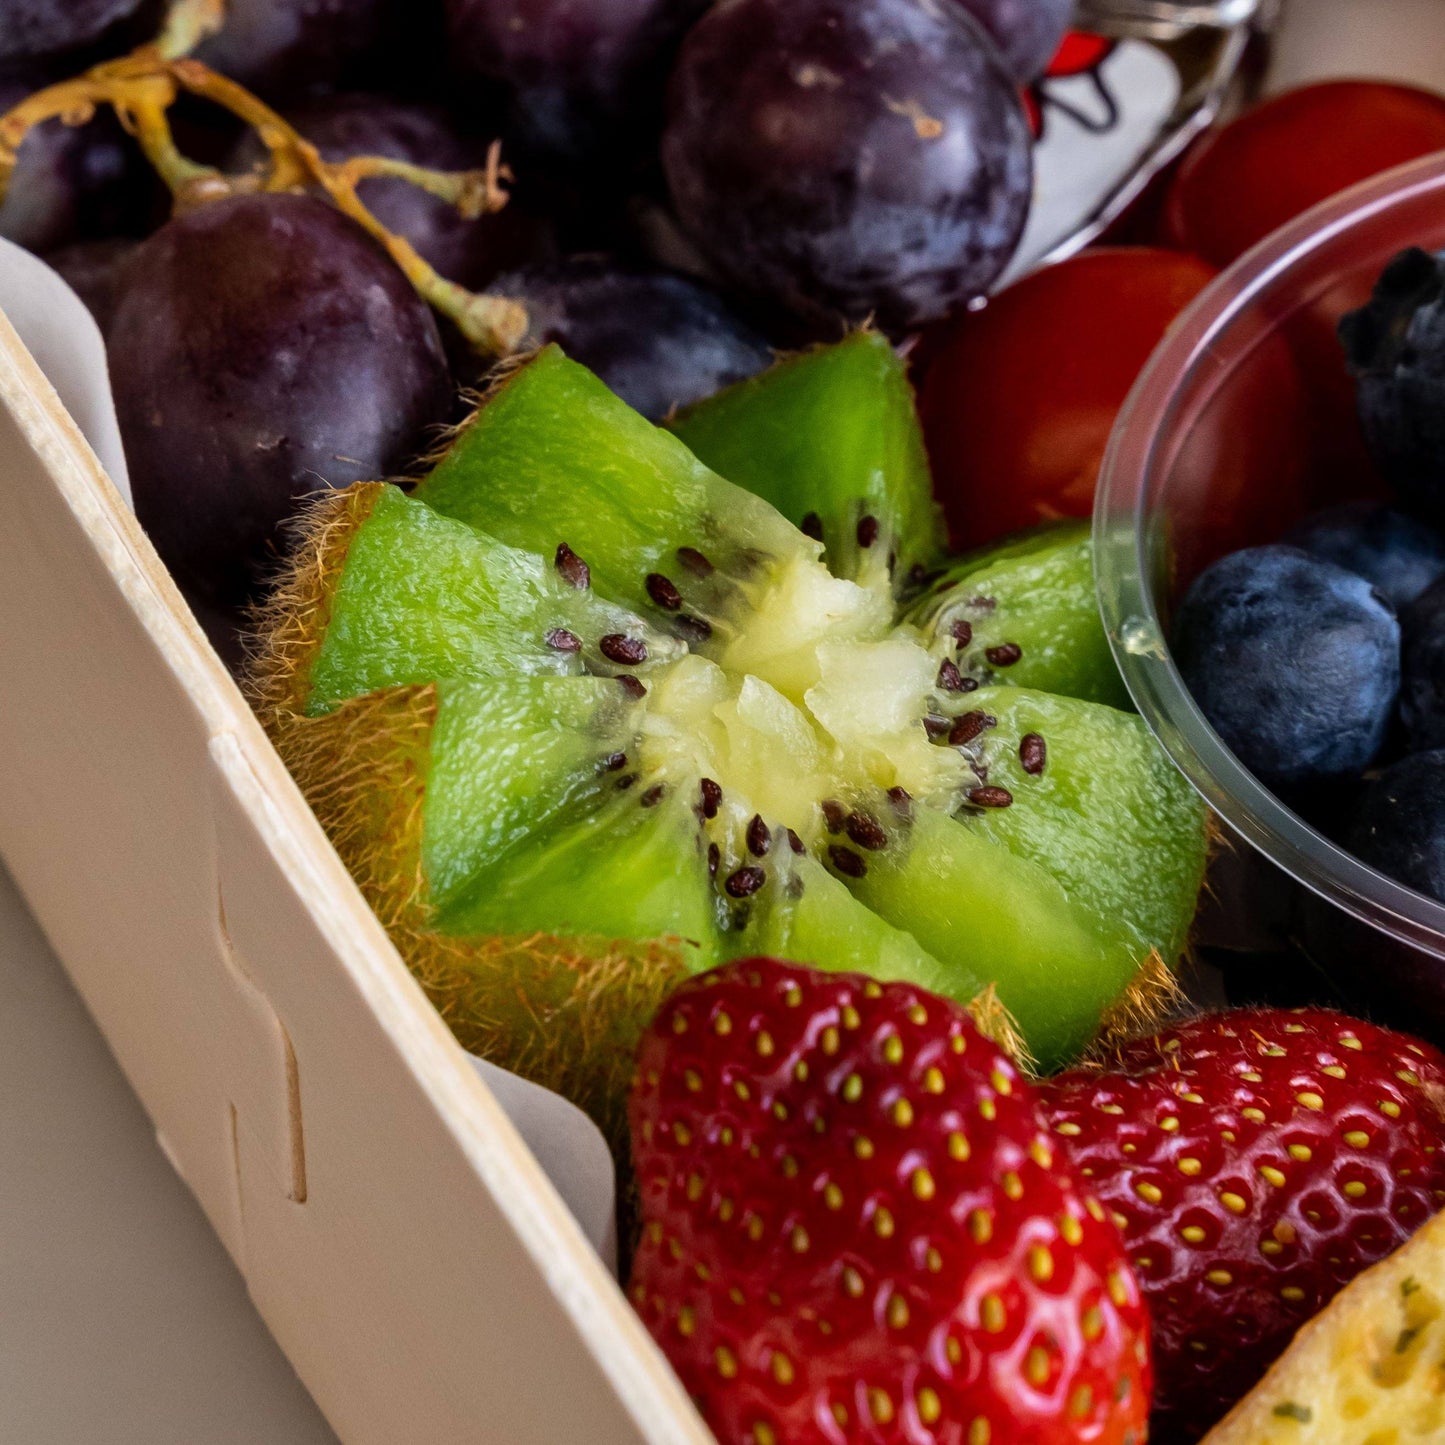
[628,958,1151,1445]
[1038,1008,1445,1441]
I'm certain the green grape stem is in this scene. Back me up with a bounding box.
[0,52,530,357]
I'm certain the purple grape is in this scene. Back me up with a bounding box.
[110,192,451,605]
[661,0,1033,333]
[949,0,1072,82]
[192,0,423,100]
[445,0,709,165]
[0,0,145,66]
[0,77,155,253]
[230,95,548,288]
[487,258,772,419]
[43,236,137,330]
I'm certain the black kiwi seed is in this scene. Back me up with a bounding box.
[951,619,973,648]
[675,614,713,644]
[785,875,805,900]
[554,542,590,589]
[725,866,766,898]
[641,784,667,807]
[677,546,714,578]
[786,828,806,855]
[645,573,683,610]
[617,675,648,700]
[967,785,1013,809]
[937,659,967,693]
[601,751,627,772]
[800,512,824,541]
[829,845,867,878]
[969,595,997,612]
[707,843,720,878]
[986,642,1023,667]
[886,786,913,818]
[949,711,996,747]
[600,633,648,665]
[1020,733,1047,776]
[923,714,952,741]
[616,773,639,791]
[544,627,582,653]
[856,514,880,549]
[746,814,771,857]
[700,778,723,819]
[845,811,888,851]
[821,799,846,833]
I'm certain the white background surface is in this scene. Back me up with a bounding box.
[0,860,338,1444]
[1,2,1442,1441]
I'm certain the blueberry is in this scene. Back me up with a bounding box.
[1400,576,1445,751]
[488,258,774,421]
[1346,750,1445,904]
[1171,545,1400,791]
[1285,501,1445,610]
[1340,247,1445,521]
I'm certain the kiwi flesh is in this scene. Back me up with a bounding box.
[253,343,1207,1138]
[907,522,1132,709]
[668,330,947,594]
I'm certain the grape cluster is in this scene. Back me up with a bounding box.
[0,0,1059,644]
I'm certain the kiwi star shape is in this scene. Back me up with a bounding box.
[251,337,1207,1140]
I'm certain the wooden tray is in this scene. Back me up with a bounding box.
[0,303,707,1443]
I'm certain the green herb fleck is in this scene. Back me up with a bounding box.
[1396,1325,1422,1354]
[1272,1402,1313,1424]
[1402,1276,1421,1298]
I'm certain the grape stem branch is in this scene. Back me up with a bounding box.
[0,50,529,356]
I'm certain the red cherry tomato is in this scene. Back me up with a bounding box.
[918,248,1218,547]
[1163,81,1445,269]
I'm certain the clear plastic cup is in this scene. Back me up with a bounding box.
[1093,152,1445,1012]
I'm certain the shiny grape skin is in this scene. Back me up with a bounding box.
[192,0,419,100]
[445,0,709,166]
[0,0,144,66]
[110,193,451,606]
[951,0,1072,81]
[488,258,773,420]
[0,78,155,254]
[230,95,548,288]
[662,0,1033,333]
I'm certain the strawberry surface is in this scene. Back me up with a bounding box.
[1039,1008,1445,1442]
[628,958,1150,1445]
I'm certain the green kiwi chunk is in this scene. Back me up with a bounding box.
[956,687,1205,970]
[844,806,1123,1070]
[730,851,959,997]
[416,346,816,625]
[434,782,718,969]
[307,485,678,713]
[669,331,946,590]
[842,686,1207,1067]
[422,675,643,913]
[907,522,1130,708]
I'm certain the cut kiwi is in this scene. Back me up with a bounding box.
[669,330,947,593]
[906,522,1131,709]
[308,484,683,711]
[842,686,1202,1067]
[252,341,1207,1140]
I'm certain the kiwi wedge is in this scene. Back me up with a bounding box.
[668,330,947,593]
[252,343,1206,1138]
[907,521,1132,709]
